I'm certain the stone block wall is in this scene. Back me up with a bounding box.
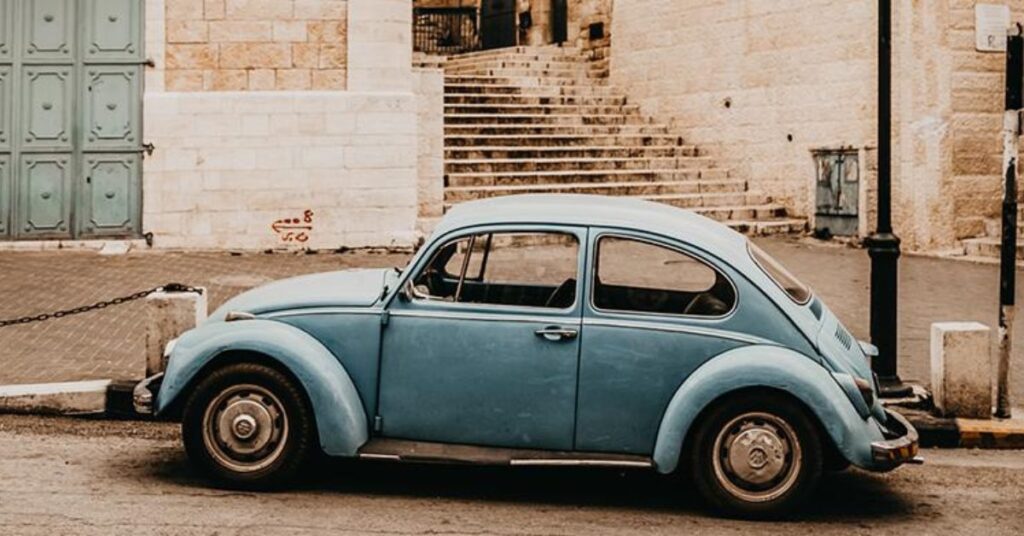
[142,91,419,249]
[415,67,446,238]
[162,0,349,91]
[610,0,1022,251]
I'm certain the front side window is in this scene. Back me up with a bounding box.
[593,236,735,317]
[412,231,579,309]
[748,243,812,304]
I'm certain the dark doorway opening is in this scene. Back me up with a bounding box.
[551,0,568,44]
[480,0,517,50]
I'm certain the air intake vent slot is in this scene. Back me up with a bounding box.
[834,325,853,351]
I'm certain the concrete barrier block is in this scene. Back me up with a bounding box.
[0,380,111,415]
[145,289,207,377]
[931,322,992,419]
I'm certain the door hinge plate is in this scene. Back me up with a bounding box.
[381,310,390,326]
[373,415,383,433]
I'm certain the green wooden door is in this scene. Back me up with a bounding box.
[0,0,143,240]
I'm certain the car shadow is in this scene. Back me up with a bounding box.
[136,451,915,521]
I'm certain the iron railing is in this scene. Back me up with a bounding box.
[413,7,481,55]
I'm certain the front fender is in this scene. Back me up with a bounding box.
[652,345,886,473]
[155,319,369,457]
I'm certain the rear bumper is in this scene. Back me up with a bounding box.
[869,408,922,469]
[132,373,164,415]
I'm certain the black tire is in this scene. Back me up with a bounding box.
[182,362,315,489]
[688,391,823,519]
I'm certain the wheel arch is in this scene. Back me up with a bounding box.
[155,319,369,457]
[652,345,876,474]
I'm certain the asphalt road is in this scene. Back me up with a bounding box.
[0,416,1021,535]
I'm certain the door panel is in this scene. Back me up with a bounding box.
[84,0,143,61]
[0,1,12,62]
[80,153,139,236]
[0,66,10,152]
[21,0,75,60]
[0,155,9,238]
[17,153,71,238]
[379,310,581,450]
[21,66,72,150]
[82,66,140,149]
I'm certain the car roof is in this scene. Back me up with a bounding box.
[433,194,750,264]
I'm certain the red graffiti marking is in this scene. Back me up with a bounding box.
[272,210,314,243]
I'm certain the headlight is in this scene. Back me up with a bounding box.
[854,376,876,407]
[163,337,179,358]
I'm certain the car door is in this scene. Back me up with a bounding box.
[575,229,748,454]
[378,226,587,451]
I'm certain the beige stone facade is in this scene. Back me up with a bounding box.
[610,0,1022,252]
[162,0,349,92]
[142,0,444,250]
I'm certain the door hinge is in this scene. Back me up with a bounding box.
[381,310,390,326]
[373,415,383,433]
[142,142,155,156]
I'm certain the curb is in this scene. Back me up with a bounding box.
[893,406,1024,449]
[0,380,112,416]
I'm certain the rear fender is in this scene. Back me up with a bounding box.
[155,319,368,457]
[652,345,884,473]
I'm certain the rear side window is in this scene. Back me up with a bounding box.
[749,243,811,304]
[593,236,735,317]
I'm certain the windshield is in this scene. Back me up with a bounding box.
[748,243,812,304]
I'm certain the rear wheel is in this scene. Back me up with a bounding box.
[689,392,823,518]
[182,363,315,489]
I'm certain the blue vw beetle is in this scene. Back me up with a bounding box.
[135,194,919,517]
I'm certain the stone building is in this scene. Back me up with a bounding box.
[0,0,442,250]
[1,1,1019,257]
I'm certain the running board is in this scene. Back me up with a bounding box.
[357,438,653,468]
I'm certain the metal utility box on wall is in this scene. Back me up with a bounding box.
[813,149,860,237]
[0,0,145,241]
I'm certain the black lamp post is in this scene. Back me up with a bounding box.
[868,0,911,398]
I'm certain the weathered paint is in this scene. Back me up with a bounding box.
[651,345,887,474]
[155,319,369,457]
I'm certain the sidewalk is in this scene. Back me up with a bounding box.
[0,237,1021,408]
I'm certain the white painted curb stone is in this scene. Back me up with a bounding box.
[0,380,112,415]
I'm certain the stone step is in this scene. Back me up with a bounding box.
[448,171,740,189]
[444,103,640,115]
[445,168,729,187]
[445,182,758,202]
[445,124,671,136]
[962,237,1024,260]
[445,113,649,126]
[445,134,693,148]
[445,46,581,64]
[445,156,721,175]
[445,93,629,106]
[445,145,695,160]
[446,75,589,87]
[445,60,586,74]
[446,67,587,79]
[445,83,616,96]
[726,217,808,236]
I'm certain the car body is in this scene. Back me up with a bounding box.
[136,194,919,517]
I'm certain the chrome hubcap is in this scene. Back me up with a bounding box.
[202,384,288,473]
[712,412,802,503]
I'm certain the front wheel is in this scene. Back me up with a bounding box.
[182,363,315,489]
[689,392,823,519]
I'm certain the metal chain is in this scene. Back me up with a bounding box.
[0,283,202,329]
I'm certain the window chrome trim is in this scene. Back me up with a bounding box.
[406,228,586,315]
[391,309,582,326]
[584,318,767,345]
[747,242,812,306]
[588,232,739,321]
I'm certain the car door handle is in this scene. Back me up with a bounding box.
[535,326,578,342]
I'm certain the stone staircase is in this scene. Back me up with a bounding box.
[440,46,806,236]
[961,210,1024,260]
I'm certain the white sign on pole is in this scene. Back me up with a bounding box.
[976,4,1011,52]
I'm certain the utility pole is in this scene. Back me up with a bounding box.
[868,0,910,398]
[996,25,1022,419]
